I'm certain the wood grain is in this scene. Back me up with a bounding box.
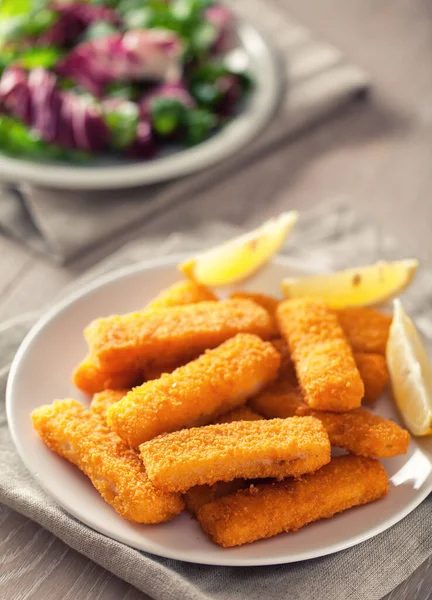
[2,0,432,598]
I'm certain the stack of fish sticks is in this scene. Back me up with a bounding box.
[31,280,410,548]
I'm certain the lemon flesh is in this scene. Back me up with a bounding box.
[386,300,432,436]
[180,211,298,287]
[281,260,419,308]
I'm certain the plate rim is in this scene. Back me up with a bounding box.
[6,254,432,566]
[0,22,284,190]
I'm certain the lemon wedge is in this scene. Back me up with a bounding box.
[386,300,432,436]
[281,260,418,308]
[179,211,298,286]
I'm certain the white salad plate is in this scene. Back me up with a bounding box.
[6,255,432,566]
[0,23,283,190]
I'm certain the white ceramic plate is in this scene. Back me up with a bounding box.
[6,255,432,566]
[0,23,282,190]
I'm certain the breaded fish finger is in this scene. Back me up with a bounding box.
[149,280,218,308]
[108,334,280,446]
[140,417,331,493]
[230,292,279,336]
[86,299,274,372]
[197,455,389,547]
[184,481,249,517]
[336,307,392,355]
[73,281,217,394]
[91,389,128,420]
[184,406,263,516]
[277,298,364,411]
[268,338,389,403]
[250,384,409,458]
[212,406,263,423]
[73,355,143,395]
[354,352,389,403]
[31,399,184,523]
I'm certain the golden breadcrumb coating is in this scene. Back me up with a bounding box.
[212,406,263,424]
[230,292,279,336]
[184,481,248,517]
[85,299,274,373]
[139,417,331,492]
[148,280,218,308]
[73,354,143,395]
[31,399,184,523]
[197,455,389,547]
[336,307,392,355]
[270,339,297,381]
[249,383,409,458]
[354,352,389,403]
[249,379,308,418]
[91,389,128,420]
[108,334,280,447]
[184,405,263,516]
[277,298,364,411]
[311,408,410,458]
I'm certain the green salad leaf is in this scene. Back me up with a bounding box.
[105,101,139,149]
[81,21,119,42]
[149,96,189,136]
[185,108,217,145]
[18,47,64,69]
[0,115,90,161]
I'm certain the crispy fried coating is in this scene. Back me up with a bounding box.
[249,383,409,458]
[197,455,389,547]
[86,299,274,373]
[354,352,389,403]
[266,339,389,404]
[311,408,410,458]
[277,298,364,412]
[108,334,280,447]
[212,406,263,424]
[230,292,279,336]
[140,417,331,492]
[148,280,218,308]
[249,379,308,418]
[184,481,249,517]
[271,339,297,381]
[184,405,263,517]
[336,307,392,354]
[31,399,184,523]
[91,389,128,420]
[73,355,143,395]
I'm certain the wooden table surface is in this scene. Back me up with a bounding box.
[1,0,432,598]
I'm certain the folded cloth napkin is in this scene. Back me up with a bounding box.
[0,0,369,264]
[1,201,431,600]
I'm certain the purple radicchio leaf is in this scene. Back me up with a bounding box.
[56,29,183,97]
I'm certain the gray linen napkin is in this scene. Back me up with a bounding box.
[0,0,369,263]
[1,201,431,600]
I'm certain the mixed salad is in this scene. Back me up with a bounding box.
[0,0,253,162]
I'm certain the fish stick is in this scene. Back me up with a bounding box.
[108,334,280,446]
[140,417,331,493]
[31,399,184,523]
[250,383,409,458]
[277,298,364,411]
[354,352,389,403]
[212,406,263,424]
[86,299,274,373]
[90,389,128,420]
[270,338,389,403]
[149,280,218,308]
[73,281,217,394]
[336,307,392,355]
[197,455,389,547]
[73,356,143,395]
[184,406,263,516]
[184,481,249,517]
[230,292,279,336]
